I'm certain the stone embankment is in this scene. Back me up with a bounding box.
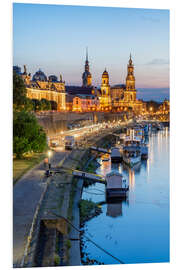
[20,129,118,267]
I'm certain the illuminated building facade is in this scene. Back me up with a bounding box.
[72,94,100,112]
[110,55,144,113]
[100,69,112,111]
[20,66,66,111]
[14,53,146,113]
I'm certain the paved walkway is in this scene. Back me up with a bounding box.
[13,150,68,267]
[69,178,83,266]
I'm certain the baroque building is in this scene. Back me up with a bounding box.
[99,69,112,111]
[14,52,145,114]
[19,65,66,111]
[124,54,136,102]
[110,55,145,113]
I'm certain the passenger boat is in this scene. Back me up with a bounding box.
[123,136,141,167]
[106,171,129,199]
[111,147,123,163]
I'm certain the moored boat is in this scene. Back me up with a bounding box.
[123,136,141,167]
[106,171,129,199]
[111,147,123,163]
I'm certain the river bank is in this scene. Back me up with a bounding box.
[18,128,117,267]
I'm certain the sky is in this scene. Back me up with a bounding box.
[13,3,170,101]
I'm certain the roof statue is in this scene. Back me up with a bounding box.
[23,65,27,74]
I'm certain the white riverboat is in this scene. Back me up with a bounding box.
[106,171,129,199]
[123,135,141,167]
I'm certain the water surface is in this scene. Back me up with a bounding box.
[81,129,169,264]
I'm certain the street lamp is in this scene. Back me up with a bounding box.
[48,150,52,170]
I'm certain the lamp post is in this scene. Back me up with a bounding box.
[48,150,52,170]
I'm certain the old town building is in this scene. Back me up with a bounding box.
[99,69,112,111]
[14,53,146,113]
[72,94,100,112]
[20,65,66,111]
[110,84,126,108]
[158,99,170,114]
[82,48,92,87]
[99,55,145,113]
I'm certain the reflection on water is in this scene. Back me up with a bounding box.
[82,129,169,264]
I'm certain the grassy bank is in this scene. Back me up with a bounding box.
[79,199,102,225]
[13,152,46,184]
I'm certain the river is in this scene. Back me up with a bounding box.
[81,128,169,265]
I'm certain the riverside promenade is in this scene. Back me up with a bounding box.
[13,126,121,267]
[13,150,68,267]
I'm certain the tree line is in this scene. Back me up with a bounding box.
[13,71,49,158]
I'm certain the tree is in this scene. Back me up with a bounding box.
[13,71,27,110]
[40,99,51,111]
[13,110,47,158]
[50,100,57,110]
[24,98,34,112]
[31,99,41,112]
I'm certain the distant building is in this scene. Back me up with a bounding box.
[16,52,146,113]
[20,65,66,111]
[72,94,100,112]
[99,69,112,111]
[159,99,170,114]
[82,48,92,87]
[110,84,126,108]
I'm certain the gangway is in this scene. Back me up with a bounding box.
[54,167,106,184]
[73,170,106,184]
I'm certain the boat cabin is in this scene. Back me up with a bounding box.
[106,172,129,198]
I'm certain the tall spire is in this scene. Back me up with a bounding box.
[129,53,133,65]
[86,47,88,62]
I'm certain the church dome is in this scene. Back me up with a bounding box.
[32,69,47,81]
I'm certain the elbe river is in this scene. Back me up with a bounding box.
[81,128,169,264]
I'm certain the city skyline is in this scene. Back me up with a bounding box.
[13,3,169,101]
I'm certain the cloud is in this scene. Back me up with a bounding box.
[145,58,169,65]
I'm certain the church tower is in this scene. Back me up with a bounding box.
[124,54,136,102]
[100,69,111,110]
[82,48,92,87]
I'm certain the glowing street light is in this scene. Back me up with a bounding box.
[48,150,52,169]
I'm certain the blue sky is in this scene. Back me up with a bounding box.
[13,3,169,99]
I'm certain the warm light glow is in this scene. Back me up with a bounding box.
[48,150,52,158]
